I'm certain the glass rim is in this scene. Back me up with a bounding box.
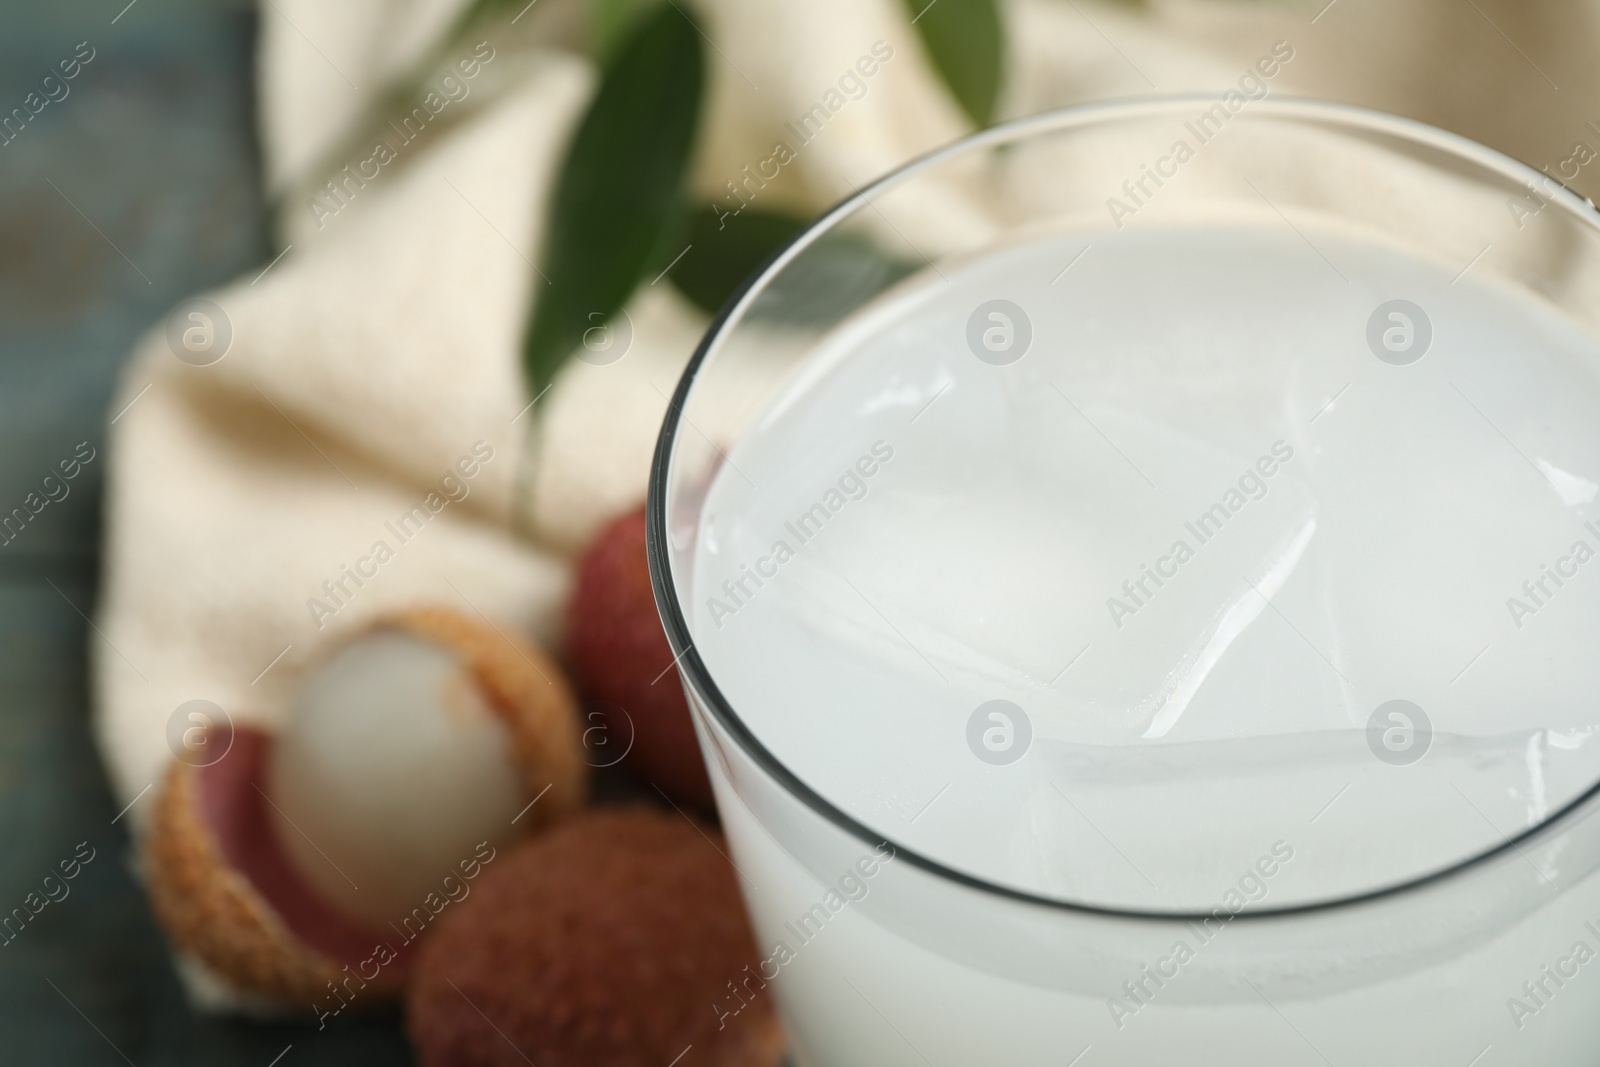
[646,94,1600,924]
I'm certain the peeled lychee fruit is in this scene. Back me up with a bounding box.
[143,607,586,1011]
[567,506,713,809]
[406,807,785,1067]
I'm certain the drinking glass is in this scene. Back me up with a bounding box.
[648,97,1600,1065]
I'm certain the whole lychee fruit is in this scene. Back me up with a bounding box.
[406,807,785,1067]
[566,506,713,809]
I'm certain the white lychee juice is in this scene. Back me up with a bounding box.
[686,224,1600,1065]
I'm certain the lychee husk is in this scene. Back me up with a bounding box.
[144,756,382,1006]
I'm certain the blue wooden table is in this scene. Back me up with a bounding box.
[0,1,414,1061]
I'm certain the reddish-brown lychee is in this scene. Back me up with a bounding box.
[566,506,714,809]
[405,807,785,1067]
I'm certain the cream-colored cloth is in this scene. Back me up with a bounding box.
[96,0,1600,836]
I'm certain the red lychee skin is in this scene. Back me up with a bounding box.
[405,808,786,1067]
[566,506,715,809]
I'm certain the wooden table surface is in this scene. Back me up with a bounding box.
[0,2,415,1061]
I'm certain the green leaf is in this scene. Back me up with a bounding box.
[667,206,925,325]
[589,0,660,59]
[903,0,1004,127]
[743,228,922,325]
[523,2,705,395]
[668,206,809,315]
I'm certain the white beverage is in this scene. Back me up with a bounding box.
[688,225,1600,1064]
